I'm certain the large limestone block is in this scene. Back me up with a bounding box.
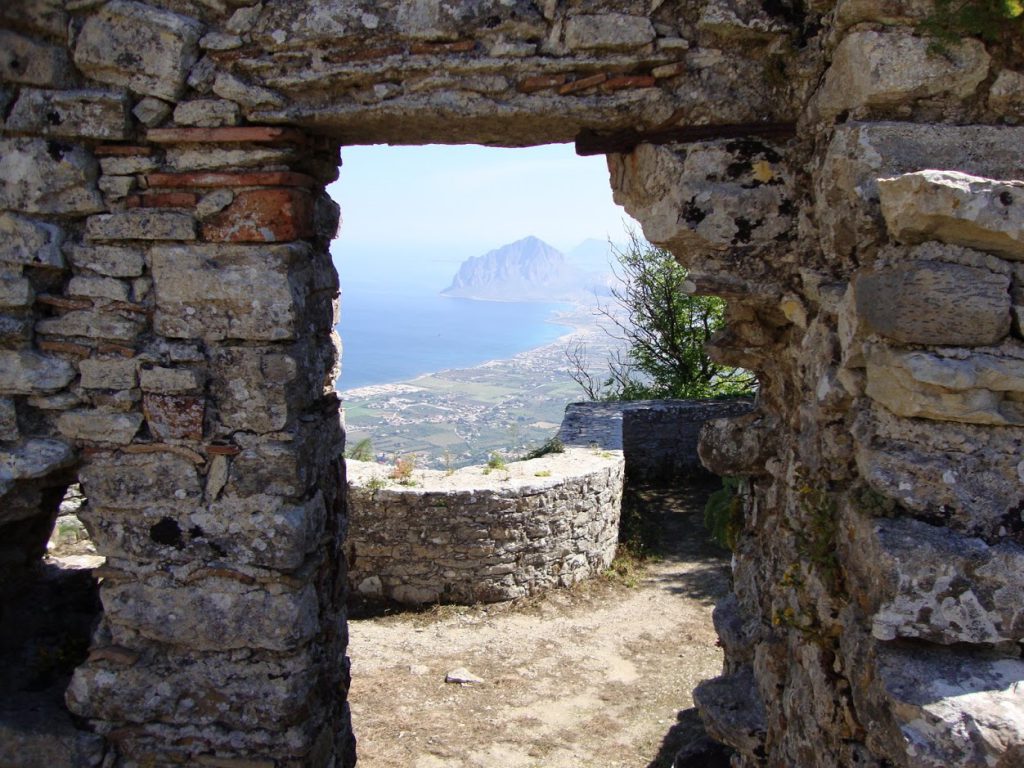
[152,243,310,341]
[78,357,138,390]
[0,350,75,394]
[0,277,34,308]
[0,0,67,38]
[73,0,202,101]
[0,213,64,268]
[79,451,201,508]
[0,30,71,87]
[853,407,1024,540]
[67,644,321,730]
[693,667,767,758]
[813,31,989,121]
[85,210,197,242]
[35,310,142,342]
[866,645,1024,768]
[844,514,1024,646]
[879,171,1024,261]
[102,573,319,652]
[852,260,1011,346]
[209,347,299,433]
[0,138,103,215]
[6,89,130,141]
[698,411,777,476]
[82,491,325,571]
[818,123,1024,260]
[864,346,1024,425]
[610,140,794,256]
[57,409,143,444]
[66,244,144,277]
[564,13,656,51]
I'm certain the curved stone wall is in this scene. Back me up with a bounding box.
[345,448,624,605]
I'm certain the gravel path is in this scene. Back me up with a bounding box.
[346,484,730,768]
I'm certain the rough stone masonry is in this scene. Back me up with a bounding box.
[0,1,1022,767]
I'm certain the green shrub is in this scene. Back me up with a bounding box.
[345,437,374,462]
[523,435,564,460]
[920,0,1023,48]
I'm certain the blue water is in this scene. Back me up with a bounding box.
[336,281,570,390]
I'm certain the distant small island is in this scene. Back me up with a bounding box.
[442,235,614,303]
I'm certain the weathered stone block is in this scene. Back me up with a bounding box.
[173,98,241,127]
[0,398,17,441]
[693,667,766,758]
[210,348,298,433]
[0,0,67,38]
[140,366,204,393]
[58,409,143,444]
[564,14,656,51]
[0,213,63,269]
[844,513,1024,646]
[99,154,159,176]
[80,450,200,507]
[226,440,313,499]
[0,30,70,87]
[0,139,103,215]
[610,140,794,257]
[852,260,1011,346]
[36,310,142,342]
[132,96,173,127]
[0,439,73,517]
[73,0,202,101]
[202,189,315,243]
[0,350,75,394]
[864,645,1024,768]
[66,244,144,278]
[152,243,309,341]
[143,393,204,440]
[102,573,319,652]
[68,276,130,302]
[813,31,989,121]
[989,69,1024,119]
[6,89,130,141]
[817,122,1024,260]
[864,346,1024,425]
[698,411,777,476]
[211,71,285,108]
[878,171,1024,261]
[164,146,297,172]
[0,278,34,308]
[79,357,138,390]
[85,210,197,242]
[67,645,321,730]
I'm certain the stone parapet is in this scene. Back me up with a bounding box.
[345,448,623,605]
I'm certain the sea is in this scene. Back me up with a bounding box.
[335,279,571,391]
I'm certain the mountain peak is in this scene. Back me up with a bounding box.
[442,237,580,302]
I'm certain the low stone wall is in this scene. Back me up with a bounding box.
[345,448,623,605]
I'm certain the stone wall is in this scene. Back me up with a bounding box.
[345,448,623,605]
[1,1,1022,766]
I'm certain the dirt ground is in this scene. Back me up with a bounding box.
[346,484,731,768]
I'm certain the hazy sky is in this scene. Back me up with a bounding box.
[326,143,638,287]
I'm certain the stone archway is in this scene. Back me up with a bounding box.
[2,2,1023,767]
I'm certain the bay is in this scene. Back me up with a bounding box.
[336,280,571,391]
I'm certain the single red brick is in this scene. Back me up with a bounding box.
[144,393,205,441]
[146,126,307,145]
[602,75,657,91]
[206,442,241,456]
[147,171,319,189]
[130,192,198,209]
[97,343,137,358]
[517,75,567,93]
[201,188,314,243]
[38,339,92,357]
[558,73,608,95]
[95,145,154,157]
[410,40,476,54]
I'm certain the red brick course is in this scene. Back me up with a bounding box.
[147,171,319,189]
